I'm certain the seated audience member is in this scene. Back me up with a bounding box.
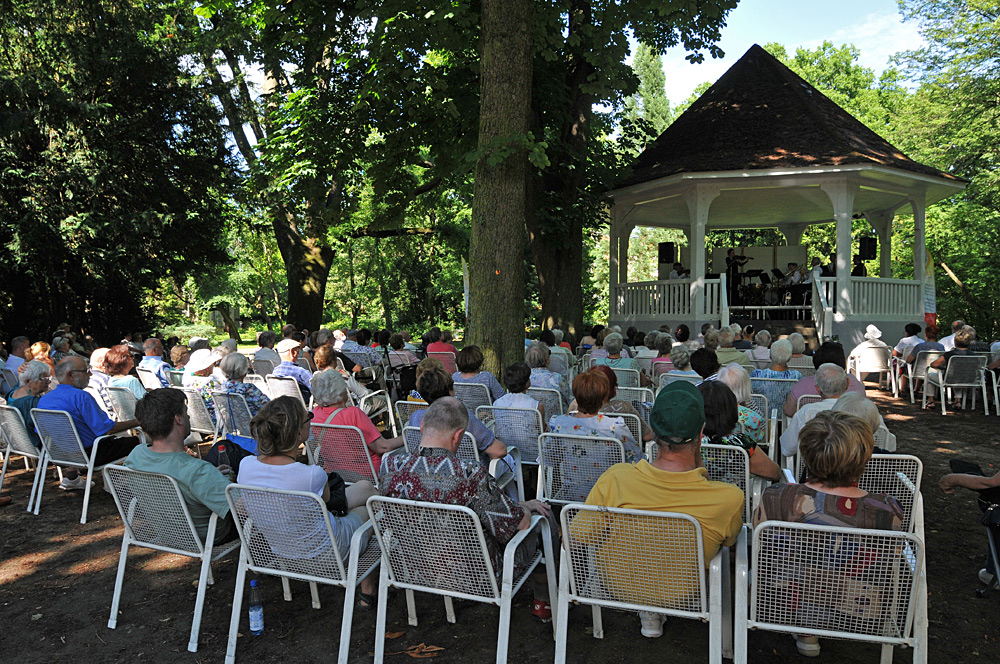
[552,328,573,352]
[23,341,55,375]
[387,333,418,367]
[408,357,443,401]
[311,370,403,473]
[892,323,923,362]
[714,327,753,368]
[939,318,964,352]
[425,326,459,355]
[782,341,865,418]
[717,364,766,447]
[787,332,807,358]
[925,325,976,409]
[38,356,141,491]
[780,363,849,458]
[754,410,904,658]
[650,334,673,374]
[170,344,191,371]
[218,352,270,417]
[87,348,116,415]
[137,338,171,388]
[731,323,753,350]
[590,365,654,442]
[105,344,146,400]
[123,388,237,544]
[579,324,603,349]
[271,338,313,401]
[188,337,211,352]
[673,324,692,349]
[745,329,772,363]
[901,323,943,393]
[575,381,743,638]
[698,380,781,481]
[940,466,1000,586]
[340,329,382,368]
[848,324,890,378]
[493,362,545,421]
[689,348,721,383]
[968,325,992,352]
[662,344,700,384]
[549,370,642,463]
[5,360,51,448]
[525,341,571,407]
[453,345,506,401]
[314,345,372,407]
[750,339,801,412]
[540,329,575,378]
[239,396,378,604]
[254,330,281,366]
[51,336,78,362]
[184,348,223,422]
[592,332,649,387]
[701,328,719,352]
[637,331,660,359]
[5,335,29,375]
[397,330,417,351]
[380,397,555,621]
[831,391,894,451]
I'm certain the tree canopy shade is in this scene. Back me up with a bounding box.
[0,0,231,340]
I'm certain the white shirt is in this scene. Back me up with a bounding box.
[494,392,540,410]
[802,265,822,285]
[940,333,957,351]
[786,270,801,285]
[780,399,837,457]
[893,335,922,359]
[669,270,686,280]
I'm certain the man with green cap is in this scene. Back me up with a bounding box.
[572,381,744,639]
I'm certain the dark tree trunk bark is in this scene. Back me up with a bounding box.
[212,303,243,342]
[271,206,334,331]
[468,0,533,375]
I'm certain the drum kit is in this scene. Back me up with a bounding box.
[737,268,808,306]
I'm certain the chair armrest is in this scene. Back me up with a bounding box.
[782,468,797,484]
[502,513,546,577]
[489,446,520,478]
[349,516,376,558]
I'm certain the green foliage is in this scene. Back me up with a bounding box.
[159,323,221,345]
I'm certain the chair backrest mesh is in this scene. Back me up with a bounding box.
[167,370,185,387]
[307,423,377,484]
[252,358,275,376]
[245,374,270,399]
[228,485,346,580]
[560,504,706,614]
[104,465,203,553]
[266,375,306,407]
[454,382,492,411]
[0,405,41,458]
[394,400,428,428]
[399,426,478,464]
[909,351,942,379]
[368,496,498,599]
[526,387,563,418]
[701,443,751,522]
[428,352,458,373]
[944,355,986,385]
[1,368,18,394]
[135,367,162,391]
[538,433,624,504]
[797,394,823,410]
[658,373,700,391]
[30,409,90,466]
[183,388,216,434]
[106,386,139,421]
[476,407,542,461]
[611,367,639,387]
[213,391,253,437]
[751,521,922,641]
[750,377,798,415]
[858,454,922,532]
[746,393,768,420]
[570,410,641,444]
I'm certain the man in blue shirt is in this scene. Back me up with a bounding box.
[137,338,171,388]
[38,356,142,490]
[271,338,313,401]
[340,329,381,368]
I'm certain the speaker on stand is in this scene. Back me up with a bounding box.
[859,236,877,260]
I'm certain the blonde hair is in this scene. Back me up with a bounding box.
[717,363,751,405]
[800,411,873,488]
[250,396,308,457]
[415,357,444,381]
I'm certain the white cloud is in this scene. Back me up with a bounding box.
[799,12,925,73]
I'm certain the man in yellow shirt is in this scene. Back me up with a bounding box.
[573,381,744,638]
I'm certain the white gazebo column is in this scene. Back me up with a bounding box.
[821,181,859,318]
[777,222,808,247]
[618,220,635,285]
[866,210,895,278]
[684,185,720,319]
[910,195,926,283]
[609,206,623,318]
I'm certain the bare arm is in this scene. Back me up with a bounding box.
[484,438,507,459]
[369,434,404,455]
[940,472,1000,494]
[107,420,139,435]
[750,448,782,482]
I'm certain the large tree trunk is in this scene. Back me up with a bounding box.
[272,207,334,331]
[467,0,533,375]
[211,303,243,342]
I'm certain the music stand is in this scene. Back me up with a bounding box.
[758,272,772,286]
[770,268,785,280]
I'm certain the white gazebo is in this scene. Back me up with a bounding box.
[607,45,965,347]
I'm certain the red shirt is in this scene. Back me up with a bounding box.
[313,405,384,472]
[427,341,458,355]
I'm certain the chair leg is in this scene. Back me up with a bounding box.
[79,458,98,525]
[188,548,214,652]
[541,520,559,638]
[496,589,512,664]
[0,451,10,498]
[405,589,418,626]
[554,559,571,664]
[722,546,733,660]
[591,605,603,639]
[443,596,456,623]
[281,576,292,601]
[337,580,356,664]
[225,552,249,664]
[107,536,131,629]
[879,644,894,664]
[373,563,390,664]
[309,581,321,609]
[32,454,50,515]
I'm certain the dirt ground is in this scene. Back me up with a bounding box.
[1,384,998,663]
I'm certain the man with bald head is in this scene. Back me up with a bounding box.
[780,363,853,458]
[138,338,171,387]
[37,356,142,490]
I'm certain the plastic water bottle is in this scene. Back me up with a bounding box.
[248,579,264,635]
[217,444,234,482]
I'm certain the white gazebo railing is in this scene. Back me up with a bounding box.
[850,277,921,318]
[613,277,727,321]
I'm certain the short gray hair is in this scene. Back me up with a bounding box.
[645,330,659,349]
[422,396,469,436]
[525,341,551,368]
[219,339,238,353]
[815,363,848,397]
[788,332,806,355]
[311,369,349,407]
[729,323,742,336]
[670,344,691,370]
[219,352,249,380]
[717,327,735,347]
[754,329,772,347]
[603,332,624,355]
[20,360,51,386]
[551,329,564,343]
[718,363,751,404]
[656,333,673,355]
[703,330,719,351]
[832,392,880,433]
[770,339,793,365]
[258,330,276,348]
[316,329,334,346]
[52,337,70,352]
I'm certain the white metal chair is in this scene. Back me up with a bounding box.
[849,346,891,388]
[367,495,556,664]
[634,355,653,375]
[787,357,815,374]
[610,367,640,387]
[245,373,271,398]
[399,426,521,496]
[905,350,941,404]
[428,351,458,374]
[556,504,731,663]
[538,433,624,505]
[106,385,140,422]
[701,443,754,523]
[658,372,701,393]
[453,381,493,412]
[859,454,924,535]
[212,391,253,437]
[225,484,380,664]
[304,423,379,486]
[394,399,428,429]
[1,367,18,395]
[167,369,185,387]
[527,387,564,419]
[266,375,307,408]
[135,367,163,391]
[295,357,312,371]
[30,408,134,523]
[796,393,824,411]
[924,355,988,415]
[251,358,275,376]
[735,521,927,663]
[567,410,643,446]
[346,387,396,437]
[615,386,654,424]
[103,465,239,652]
[750,377,798,417]
[0,405,44,502]
[476,406,543,465]
[183,387,217,452]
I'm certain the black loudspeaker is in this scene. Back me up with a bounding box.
[658,242,676,264]
[859,236,877,260]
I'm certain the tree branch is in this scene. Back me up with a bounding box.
[349,227,435,239]
[220,46,264,142]
[202,53,257,165]
[413,176,443,197]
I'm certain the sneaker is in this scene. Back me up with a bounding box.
[794,634,821,657]
[979,568,995,585]
[531,599,552,624]
[59,476,93,491]
[639,611,666,638]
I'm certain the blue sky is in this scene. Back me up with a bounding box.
[658,0,924,104]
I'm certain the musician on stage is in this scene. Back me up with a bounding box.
[725,249,751,304]
[669,262,690,280]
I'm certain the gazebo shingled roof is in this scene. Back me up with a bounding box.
[621,44,962,188]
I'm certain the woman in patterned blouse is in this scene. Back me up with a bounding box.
[698,380,781,482]
[548,370,641,463]
[218,351,270,416]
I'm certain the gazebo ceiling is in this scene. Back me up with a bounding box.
[609,44,966,229]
